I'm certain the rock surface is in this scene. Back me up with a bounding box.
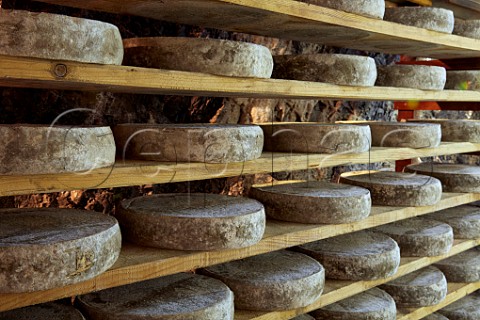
[406,162,480,193]
[339,171,442,206]
[0,208,121,293]
[260,122,371,154]
[78,273,234,320]
[409,119,480,142]
[379,266,447,308]
[249,181,371,224]
[201,250,325,311]
[454,19,480,39]
[296,231,400,280]
[428,205,480,239]
[298,0,385,19]
[273,54,377,86]
[446,71,480,90]
[310,288,396,320]
[117,193,265,250]
[123,37,273,78]
[374,217,453,257]
[435,248,480,282]
[384,7,455,33]
[0,303,85,320]
[0,9,123,64]
[0,125,115,175]
[438,292,480,320]
[376,65,446,90]
[113,123,264,163]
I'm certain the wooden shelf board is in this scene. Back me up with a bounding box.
[1,141,479,197]
[1,192,479,312]
[34,0,480,59]
[235,239,480,320]
[3,55,480,101]
[397,282,480,320]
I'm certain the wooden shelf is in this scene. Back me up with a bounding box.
[4,55,480,101]
[1,192,479,312]
[397,282,480,320]
[1,142,480,196]
[35,0,480,59]
[235,240,480,320]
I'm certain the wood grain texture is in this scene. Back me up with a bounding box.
[0,142,479,197]
[0,193,479,312]
[34,0,480,58]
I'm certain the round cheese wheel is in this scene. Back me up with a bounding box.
[123,37,273,78]
[310,288,396,320]
[78,273,234,320]
[424,313,450,320]
[406,162,480,193]
[296,231,400,280]
[438,291,480,320]
[446,71,480,90]
[272,54,377,87]
[428,205,480,239]
[249,181,371,224]
[0,208,121,293]
[435,248,480,282]
[384,7,454,33]
[454,20,480,39]
[201,250,325,311]
[0,303,85,320]
[0,125,115,175]
[408,119,480,143]
[374,217,453,257]
[113,123,263,163]
[0,10,123,65]
[297,0,385,19]
[379,266,447,308]
[339,171,442,206]
[117,194,265,251]
[260,123,371,154]
[376,65,446,90]
[293,315,315,320]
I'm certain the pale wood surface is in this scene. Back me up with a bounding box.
[35,0,480,58]
[1,142,479,196]
[397,282,480,320]
[0,193,479,312]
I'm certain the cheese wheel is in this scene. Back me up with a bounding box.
[296,231,400,280]
[272,54,377,87]
[424,313,450,320]
[374,217,453,257]
[384,7,454,33]
[0,208,121,293]
[0,303,85,320]
[297,0,385,19]
[454,20,480,39]
[438,292,480,320]
[123,37,273,78]
[408,119,480,142]
[379,266,447,307]
[0,10,123,64]
[376,65,446,90]
[339,171,442,206]
[428,205,480,239]
[249,181,371,224]
[201,250,325,311]
[78,273,234,320]
[113,123,263,163]
[293,315,315,320]
[0,125,115,175]
[310,288,396,320]
[117,194,265,250]
[435,248,480,282]
[260,123,371,154]
[446,71,480,90]
[406,162,480,193]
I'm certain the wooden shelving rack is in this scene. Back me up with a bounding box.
[2,0,480,318]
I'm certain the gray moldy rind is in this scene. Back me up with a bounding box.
[384,7,454,33]
[438,291,480,320]
[200,250,325,311]
[376,65,446,90]
[434,248,480,282]
[0,303,85,320]
[446,71,480,90]
[0,208,121,293]
[454,19,480,39]
[297,0,385,19]
[78,273,234,320]
[0,9,123,64]
[113,123,264,163]
[424,314,449,320]
[408,119,480,142]
[117,193,265,251]
[123,37,273,78]
[249,181,371,224]
[427,205,480,239]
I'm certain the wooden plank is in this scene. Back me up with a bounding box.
[3,55,480,101]
[1,142,480,196]
[397,282,480,320]
[1,193,479,312]
[34,0,480,59]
